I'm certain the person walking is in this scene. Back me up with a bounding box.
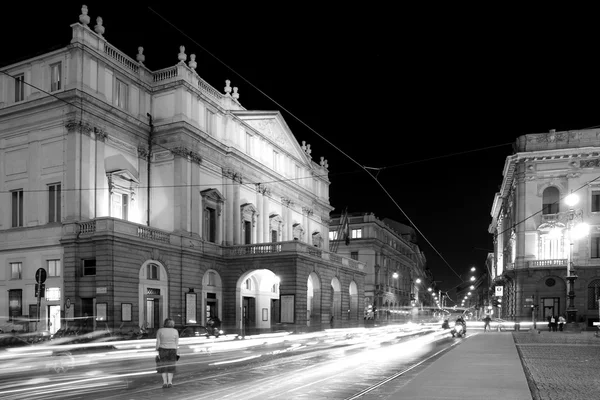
[156,318,179,388]
[483,315,492,332]
[558,315,566,331]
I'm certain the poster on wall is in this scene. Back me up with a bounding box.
[121,303,132,322]
[96,303,107,321]
[186,292,197,324]
[280,295,295,323]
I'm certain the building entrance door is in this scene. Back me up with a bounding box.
[542,297,560,320]
[243,296,256,335]
[145,296,161,334]
[48,305,61,334]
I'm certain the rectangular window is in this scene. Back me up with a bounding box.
[246,132,253,154]
[50,62,61,92]
[204,207,216,243]
[271,229,278,242]
[10,262,22,279]
[111,193,128,220]
[11,190,24,227]
[351,228,362,239]
[351,251,359,260]
[48,183,61,223]
[115,79,128,110]
[593,191,600,213]
[592,235,600,259]
[147,263,159,280]
[48,260,61,277]
[15,74,24,102]
[8,289,23,321]
[206,110,214,135]
[329,231,338,241]
[82,259,96,276]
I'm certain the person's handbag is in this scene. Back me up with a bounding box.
[176,354,180,361]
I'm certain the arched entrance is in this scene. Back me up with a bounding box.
[349,281,358,325]
[537,275,566,320]
[138,261,168,335]
[330,277,341,328]
[236,269,280,336]
[307,272,322,328]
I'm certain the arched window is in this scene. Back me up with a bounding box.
[542,187,560,215]
[588,279,600,310]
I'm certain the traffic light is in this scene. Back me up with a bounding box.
[492,298,501,308]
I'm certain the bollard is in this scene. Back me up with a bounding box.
[515,322,520,331]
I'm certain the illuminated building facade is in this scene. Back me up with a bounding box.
[490,128,600,329]
[329,213,432,321]
[0,6,365,335]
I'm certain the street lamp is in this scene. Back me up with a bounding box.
[565,192,589,324]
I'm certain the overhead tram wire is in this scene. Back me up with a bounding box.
[147,7,464,282]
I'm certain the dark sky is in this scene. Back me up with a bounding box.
[3,3,600,295]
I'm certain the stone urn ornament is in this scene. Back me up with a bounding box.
[188,54,197,70]
[80,5,90,26]
[94,17,105,36]
[178,46,187,63]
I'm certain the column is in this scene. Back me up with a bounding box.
[263,190,269,242]
[233,175,240,245]
[256,187,263,242]
[225,173,234,245]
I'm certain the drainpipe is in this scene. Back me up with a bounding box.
[146,113,153,226]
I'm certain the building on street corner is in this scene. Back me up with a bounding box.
[489,128,600,330]
[329,212,434,323]
[0,6,365,336]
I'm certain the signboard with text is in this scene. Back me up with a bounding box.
[495,286,504,297]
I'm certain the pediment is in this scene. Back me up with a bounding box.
[201,188,225,203]
[233,111,309,164]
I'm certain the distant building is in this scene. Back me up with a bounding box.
[0,6,364,334]
[489,128,600,329]
[329,213,433,321]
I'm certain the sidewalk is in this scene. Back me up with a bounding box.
[369,331,532,400]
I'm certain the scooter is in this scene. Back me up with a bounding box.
[451,323,466,338]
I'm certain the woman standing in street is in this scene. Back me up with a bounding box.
[156,318,179,388]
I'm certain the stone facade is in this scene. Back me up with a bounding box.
[0,6,364,335]
[490,128,600,329]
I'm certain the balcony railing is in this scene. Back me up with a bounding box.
[529,259,567,268]
[225,241,365,272]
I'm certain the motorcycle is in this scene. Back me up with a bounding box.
[451,323,466,338]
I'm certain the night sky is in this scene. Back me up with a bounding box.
[2,3,599,298]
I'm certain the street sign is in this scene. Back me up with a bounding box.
[35,283,46,298]
[35,268,47,284]
[495,286,503,296]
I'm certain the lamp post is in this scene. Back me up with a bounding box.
[564,193,589,325]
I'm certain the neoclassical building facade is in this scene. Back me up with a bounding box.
[0,6,365,335]
[489,128,600,329]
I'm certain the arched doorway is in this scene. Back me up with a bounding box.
[236,269,280,336]
[537,275,566,320]
[307,272,322,328]
[138,261,168,335]
[349,281,359,326]
[330,277,341,328]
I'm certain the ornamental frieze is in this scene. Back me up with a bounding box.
[223,168,243,183]
[256,183,271,196]
[171,146,202,164]
[580,159,600,168]
[138,147,149,159]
